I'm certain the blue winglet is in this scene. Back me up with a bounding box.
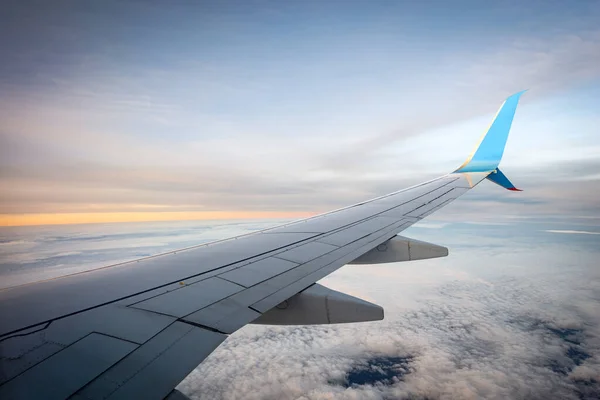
[486,168,522,191]
[455,91,526,173]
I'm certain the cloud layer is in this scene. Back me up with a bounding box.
[2,216,598,399]
[176,222,600,399]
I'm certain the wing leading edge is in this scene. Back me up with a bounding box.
[0,92,525,400]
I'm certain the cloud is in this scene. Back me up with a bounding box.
[546,230,600,235]
[178,278,600,399]
[174,223,600,400]
[0,219,285,288]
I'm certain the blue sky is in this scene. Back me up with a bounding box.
[0,0,599,224]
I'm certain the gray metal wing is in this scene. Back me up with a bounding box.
[0,92,525,399]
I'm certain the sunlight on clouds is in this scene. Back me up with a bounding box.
[0,211,314,227]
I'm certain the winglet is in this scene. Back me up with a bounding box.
[454,90,526,173]
[486,168,522,191]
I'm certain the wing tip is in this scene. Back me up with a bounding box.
[487,168,522,191]
[454,90,526,174]
[509,89,528,99]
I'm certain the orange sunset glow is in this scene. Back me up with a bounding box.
[0,211,316,227]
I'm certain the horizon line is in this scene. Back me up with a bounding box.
[0,211,317,227]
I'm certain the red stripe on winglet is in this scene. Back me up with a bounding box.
[508,188,523,192]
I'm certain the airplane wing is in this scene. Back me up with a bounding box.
[0,92,525,400]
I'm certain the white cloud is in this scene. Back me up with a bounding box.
[545,230,600,235]
[177,225,600,399]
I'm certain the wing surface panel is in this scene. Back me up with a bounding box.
[74,322,225,400]
[0,333,137,400]
[218,257,299,288]
[129,277,244,318]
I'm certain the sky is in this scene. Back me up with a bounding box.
[1,0,599,226]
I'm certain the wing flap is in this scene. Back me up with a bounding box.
[75,322,225,400]
[219,257,299,288]
[183,299,262,334]
[129,277,244,318]
[0,305,176,387]
[0,333,137,400]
